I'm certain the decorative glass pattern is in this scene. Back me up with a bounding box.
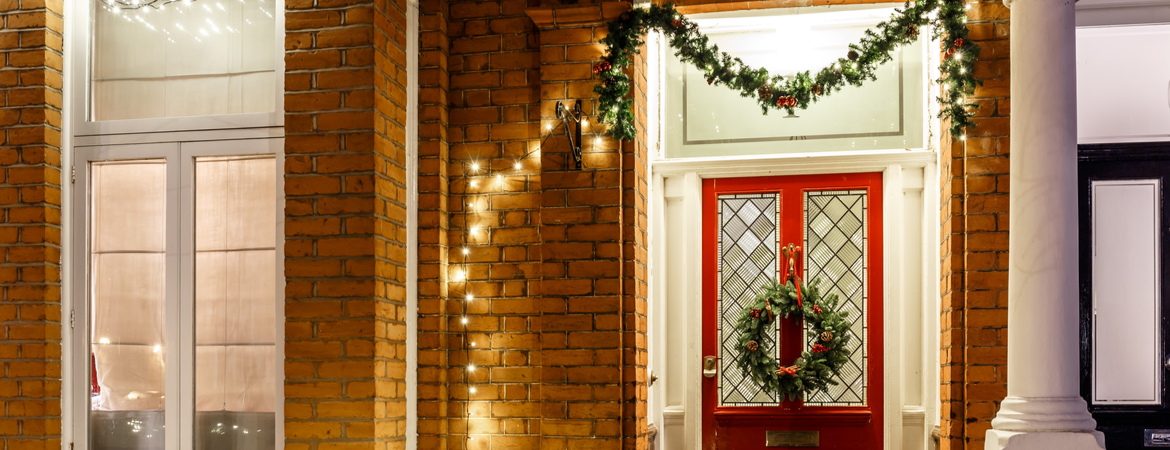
[803,190,868,406]
[717,193,780,406]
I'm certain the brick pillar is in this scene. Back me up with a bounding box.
[283,0,408,446]
[417,0,450,447]
[0,0,64,449]
[938,2,1010,449]
[528,3,648,449]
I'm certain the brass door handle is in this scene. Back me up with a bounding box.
[703,355,718,378]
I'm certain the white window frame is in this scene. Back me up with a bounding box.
[63,0,287,446]
[69,138,285,450]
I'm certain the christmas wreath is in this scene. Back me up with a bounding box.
[594,0,980,142]
[733,244,854,401]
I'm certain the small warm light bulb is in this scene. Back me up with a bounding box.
[943,84,949,91]
[153,345,161,353]
[960,68,966,74]
[954,53,962,61]
[960,134,967,141]
[466,294,473,301]
[496,174,503,182]
[545,124,552,131]
[462,317,468,324]
[471,163,480,171]
[99,338,110,344]
[454,270,465,280]
[470,387,477,393]
[470,180,478,187]
[468,364,476,372]
[462,248,470,255]
[514,162,522,170]
[470,227,480,234]
[965,3,971,8]
[471,342,476,347]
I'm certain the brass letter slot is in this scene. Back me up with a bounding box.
[765,430,819,447]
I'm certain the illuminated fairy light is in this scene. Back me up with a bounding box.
[449,137,544,449]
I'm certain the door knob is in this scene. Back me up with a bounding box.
[703,355,718,378]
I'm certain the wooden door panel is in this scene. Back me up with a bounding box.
[702,173,884,450]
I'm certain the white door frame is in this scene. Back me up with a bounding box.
[647,149,941,450]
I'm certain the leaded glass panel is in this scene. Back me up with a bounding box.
[717,193,780,406]
[803,190,868,406]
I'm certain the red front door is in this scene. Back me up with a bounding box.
[702,173,884,449]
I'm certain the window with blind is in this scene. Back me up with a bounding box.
[75,142,280,450]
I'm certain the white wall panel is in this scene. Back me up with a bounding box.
[1077,25,1170,143]
[1092,180,1161,404]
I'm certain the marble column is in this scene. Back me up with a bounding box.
[984,0,1105,448]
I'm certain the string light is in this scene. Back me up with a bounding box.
[450,114,571,448]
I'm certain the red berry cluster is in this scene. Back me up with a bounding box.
[749,309,763,320]
[592,61,612,74]
[813,305,823,314]
[671,18,684,28]
[776,366,801,376]
[811,344,829,353]
[776,96,797,107]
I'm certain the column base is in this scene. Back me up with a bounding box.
[986,397,1105,450]
[985,430,1106,450]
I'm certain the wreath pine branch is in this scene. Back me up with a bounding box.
[732,247,854,401]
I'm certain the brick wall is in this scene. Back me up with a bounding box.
[938,1,1010,449]
[416,0,451,447]
[444,0,543,448]
[283,0,408,445]
[0,0,64,448]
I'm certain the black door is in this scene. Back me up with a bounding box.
[1079,143,1170,449]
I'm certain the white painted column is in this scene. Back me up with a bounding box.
[985,0,1105,447]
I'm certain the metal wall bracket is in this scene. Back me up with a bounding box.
[555,100,584,170]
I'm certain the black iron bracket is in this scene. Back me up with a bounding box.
[555,100,584,170]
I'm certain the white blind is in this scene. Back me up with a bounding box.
[92,0,276,121]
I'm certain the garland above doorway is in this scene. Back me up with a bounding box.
[593,0,980,142]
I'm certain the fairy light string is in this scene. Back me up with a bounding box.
[454,112,591,447]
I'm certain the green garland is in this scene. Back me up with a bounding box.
[594,0,980,142]
[733,273,853,401]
